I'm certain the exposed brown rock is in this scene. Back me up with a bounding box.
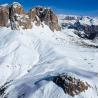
[9,3,31,30]
[51,15,60,31]
[0,6,9,26]
[53,74,90,96]
[29,7,60,31]
[18,15,32,29]
[13,3,24,14]
[0,3,60,31]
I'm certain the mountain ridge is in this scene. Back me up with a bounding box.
[0,2,60,31]
[0,2,98,98]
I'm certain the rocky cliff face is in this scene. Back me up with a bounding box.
[29,6,60,31]
[0,2,60,31]
[12,2,24,14]
[53,74,89,97]
[0,5,9,27]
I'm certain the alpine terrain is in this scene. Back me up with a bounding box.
[0,2,98,98]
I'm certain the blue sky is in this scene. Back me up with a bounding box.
[0,0,98,16]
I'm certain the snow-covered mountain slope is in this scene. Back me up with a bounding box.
[0,2,98,98]
[0,22,98,98]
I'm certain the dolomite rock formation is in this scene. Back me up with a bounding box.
[12,2,24,14]
[28,6,60,31]
[53,74,90,96]
[0,2,60,31]
[0,5,9,26]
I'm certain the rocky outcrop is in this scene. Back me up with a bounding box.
[28,7,60,31]
[0,3,60,31]
[9,2,28,30]
[53,74,90,96]
[18,14,32,29]
[12,2,24,14]
[0,5,9,26]
[9,4,17,30]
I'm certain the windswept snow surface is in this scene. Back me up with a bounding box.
[0,24,98,98]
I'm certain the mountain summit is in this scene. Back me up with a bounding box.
[0,2,60,31]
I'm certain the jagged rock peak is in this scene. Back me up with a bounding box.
[29,6,60,31]
[0,2,60,31]
[11,2,24,14]
[0,4,9,27]
[53,74,90,96]
[12,2,22,7]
